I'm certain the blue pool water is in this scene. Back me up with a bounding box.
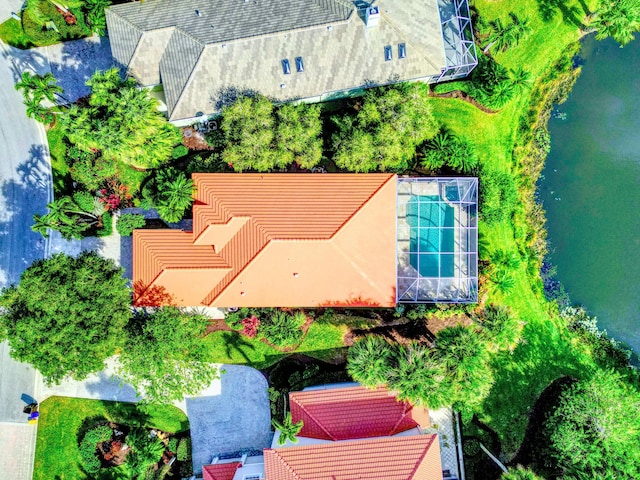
[407,195,455,277]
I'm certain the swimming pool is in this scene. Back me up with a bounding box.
[407,195,455,277]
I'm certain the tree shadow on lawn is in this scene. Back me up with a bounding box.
[510,376,575,477]
[477,320,594,457]
[536,0,586,27]
[220,331,256,364]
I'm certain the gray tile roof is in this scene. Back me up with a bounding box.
[106,0,447,121]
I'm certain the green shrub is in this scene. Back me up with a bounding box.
[83,424,112,444]
[79,424,112,474]
[69,150,117,192]
[116,213,146,236]
[259,310,306,347]
[0,18,34,49]
[96,212,113,237]
[420,130,479,173]
[176,437,191,462]
[72,191,97,213]
[167,437,178,453]
[224,307,252,330]
[172,145,189,159]
[479,167,519,224]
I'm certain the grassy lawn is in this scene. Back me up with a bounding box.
[0,18,34,49]
[46,122,73,198]
[205,314,376,369]
[34,396,189,480]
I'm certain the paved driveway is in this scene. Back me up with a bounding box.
[187,365,272,475]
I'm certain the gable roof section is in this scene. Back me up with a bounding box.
[264,435,442,480]
[289,386,430,441]
[106,0,446,120]
[105,8,143,67]
[202,462,241,480]
[133,174,397,307]
[107,0,352,45]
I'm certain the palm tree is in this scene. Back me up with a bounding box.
[23,97,54,124]
[16,72,64,103]
[33,72,65,104]
[477,304,523,352]
[391,343,451,409]
[272,412,304,446]
[590,0,640,46]
[347,335,395,387]
[154,171,195,223]
[509,67,533,93]
[484,13,531,53]
[500,465,545,480]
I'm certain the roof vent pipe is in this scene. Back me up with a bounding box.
[195,9,202,16]
[365,6,380,27]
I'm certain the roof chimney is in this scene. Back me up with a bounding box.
[365,6,380,27]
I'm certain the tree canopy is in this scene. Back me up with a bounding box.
[592,0,640,46]
[117,308,219,404]
[220,96,323,171]
[60,68,181,169]
[0,252,131,384]
[332,84,438,172]
[544,370,640,478]
[348,324,495,412]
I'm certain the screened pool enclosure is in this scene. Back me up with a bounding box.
[396,177,478,303]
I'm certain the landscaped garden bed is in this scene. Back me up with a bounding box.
[34,396,190,480]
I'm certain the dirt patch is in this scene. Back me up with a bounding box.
[205,319,232,335]
[182,127,213,151]
[429,89,497,114]
[425,313,474,336]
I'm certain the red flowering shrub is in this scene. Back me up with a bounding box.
[98,179,134,210]
[241,316,260,338]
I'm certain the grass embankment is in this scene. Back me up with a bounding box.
[34,396,189,480]
[432,0,599,458]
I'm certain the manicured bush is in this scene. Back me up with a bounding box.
[96,212,113,237]
[116,213,146,236]
[167,437,178,453]
[176,437,191,461]
[0,18,34,49]
[172,145,189,159]
[78,424,112,474]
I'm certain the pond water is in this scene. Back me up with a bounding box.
[538,34,640,352]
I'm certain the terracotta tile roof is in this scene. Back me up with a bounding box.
[202,462,241,480]
[264,435,442,480]
[290,386,430,441]
[133,174,397,307]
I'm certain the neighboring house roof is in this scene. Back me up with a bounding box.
[133,174,397,307]
[106,0,446,120]
[264,434,442,480]
[290,385,430,441]
[202,462,241,480]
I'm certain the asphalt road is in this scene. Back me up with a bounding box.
[0,38,51,422]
